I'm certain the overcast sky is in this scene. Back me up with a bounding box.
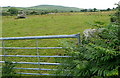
[0,0,119,9]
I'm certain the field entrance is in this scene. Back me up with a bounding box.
[0,33,80,76]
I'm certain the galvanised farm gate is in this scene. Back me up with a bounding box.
[0,33,80,76]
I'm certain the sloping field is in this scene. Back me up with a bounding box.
[2,11,113,37]
[2,11,114,76]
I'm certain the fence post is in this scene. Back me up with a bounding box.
[76,33,80,45]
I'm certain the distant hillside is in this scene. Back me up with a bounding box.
[28,5,82,12]
[2,5,83,15]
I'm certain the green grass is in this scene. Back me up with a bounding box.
[2,11,113,76]
[3,11,113,37]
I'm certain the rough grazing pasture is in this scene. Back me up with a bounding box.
[3,12,113,37]
[2,11,114,76]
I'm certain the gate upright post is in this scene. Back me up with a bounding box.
[76,33,80,46]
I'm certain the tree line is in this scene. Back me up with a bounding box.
[80,8,115,12]
[2,7,117,16]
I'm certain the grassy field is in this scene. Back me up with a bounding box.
[3,12,113,37]
[2,11,114,76]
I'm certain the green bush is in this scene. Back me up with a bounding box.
[2,12,11,16]
[30,11,39,15]
[55,4,120,77]
[7,7,18,15]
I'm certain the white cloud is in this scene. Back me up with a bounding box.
[0,0,119,9]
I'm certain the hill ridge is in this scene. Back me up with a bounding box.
[28,4,82,12]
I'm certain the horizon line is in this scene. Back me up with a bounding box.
[1,4,117,9]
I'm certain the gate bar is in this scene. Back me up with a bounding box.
[14,67,57,71]
[0,61,60,65]
[16,72,54,76]
[0,47,63,49]
[0,55,71,57]
[0,34,79,40]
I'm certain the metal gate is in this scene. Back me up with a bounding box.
[0,33,80,76]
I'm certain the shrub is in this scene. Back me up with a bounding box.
[7,7,18,15]
[55,3,120,77]
[2,12,11,16]
[30,11,39,15]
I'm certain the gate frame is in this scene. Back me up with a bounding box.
[0,33,80,76]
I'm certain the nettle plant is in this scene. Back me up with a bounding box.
[56,4,120,77]
[2,61,17,78]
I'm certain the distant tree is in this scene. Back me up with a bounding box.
[89,9,93,12]
[100,9,107,11]
[70,10,73,12]
[81,9,88,12]
[85,9,88,12]
[30,11,39,15]
[107,8,111,11]
[41,10,49,15]
[93,8,97,12]
[7,7,18,15]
